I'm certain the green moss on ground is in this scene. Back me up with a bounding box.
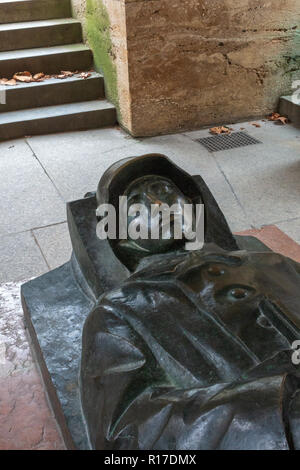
[86,0,119,111]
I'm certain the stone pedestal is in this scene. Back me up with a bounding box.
[21,233,272,449]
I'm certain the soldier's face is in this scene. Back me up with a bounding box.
[124,175,193,253]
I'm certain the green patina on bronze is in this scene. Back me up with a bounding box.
[86,0,119,112]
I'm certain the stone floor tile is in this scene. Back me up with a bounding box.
[33,222,72,270]
[0,139,66,235]
[0,231,48,283]
[275,218,300,245]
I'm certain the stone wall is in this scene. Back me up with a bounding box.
[71,0,300,136]
[71,0,87,37]
[71,0,131,128]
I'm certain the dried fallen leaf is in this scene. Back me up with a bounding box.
[267,112,288,125]
[13,71,33,82]
[80,72,91,79]
[56,74,68,79]
[276,116,288,125]
[18,70,31,77]
[252,123,261,128]
[5,79,17,86]
[60,70,73,77]
[1,69,84,86]
[268,112,281,121]
[54,70,74,79]
[210,126,232,135]
[33,72,45,81]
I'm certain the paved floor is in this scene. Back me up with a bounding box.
[0,118,299,283]
[0,118,299,449]
[0,280,64,450]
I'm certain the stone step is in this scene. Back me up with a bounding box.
[279,96,300,127]
[0,43,93,78]
[0,0,71,24]
[0,100,117,140]
[0,18,82,52]
[0,72,104,112]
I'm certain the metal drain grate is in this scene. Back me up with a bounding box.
[196,131,262,152]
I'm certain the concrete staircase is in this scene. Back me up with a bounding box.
[0,0,116,140]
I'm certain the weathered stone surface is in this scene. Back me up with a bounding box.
[0,371,64,450]
[125,0,300,135]
[71,0,300,136]
[0,281,64,450]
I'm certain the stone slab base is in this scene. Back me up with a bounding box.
[21,259,93,450]
[17,229,300,450]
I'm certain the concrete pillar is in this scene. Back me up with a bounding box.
[72,0,300,136]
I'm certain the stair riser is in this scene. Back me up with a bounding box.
[0,49,93,78]
[0,108,117,141]
[0,23,82,52]
[0,0,71,24]
[0,78,104,112]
